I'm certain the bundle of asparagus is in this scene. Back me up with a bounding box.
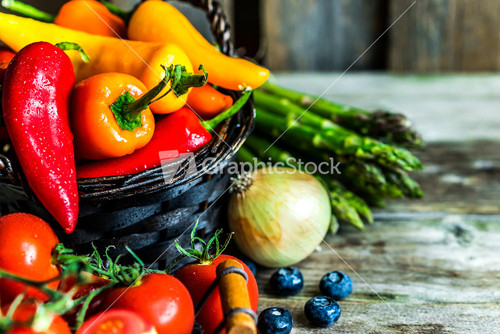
[238,82,423,231]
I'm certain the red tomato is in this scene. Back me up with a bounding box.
[97,273,194,334]
[4,302,70,334]
[174,254,259,334]
[0,213,60,306]
[76,309,157,334]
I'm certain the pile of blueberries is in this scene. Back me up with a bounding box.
[257,267,353,334]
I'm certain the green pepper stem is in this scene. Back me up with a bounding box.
[55,42,91,63]
[116,64,207,131]
[120,68,172,121]
[201,88,252,131]
[1,0,55,22]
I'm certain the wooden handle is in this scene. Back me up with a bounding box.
[216,259,257,334]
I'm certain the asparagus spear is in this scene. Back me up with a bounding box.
[278,137,423,201]
[243,136,371,230]
[384,168,423,199]
[321,176,373,224]
[254,106,423,172]
[259,82,422,147]
[257,132,387,186]
[250,128,423,207]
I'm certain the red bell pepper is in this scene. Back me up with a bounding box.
[77,89,251,178]
[2,42,78,233]
[77,108,210,178]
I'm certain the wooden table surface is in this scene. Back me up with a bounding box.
[255,73,500,333]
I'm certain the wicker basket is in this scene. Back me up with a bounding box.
[0,0,254,269]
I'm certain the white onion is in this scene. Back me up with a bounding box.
[228,167,331,267]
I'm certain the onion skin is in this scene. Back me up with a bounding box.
[228,167,331,267]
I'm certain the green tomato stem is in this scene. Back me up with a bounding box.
[0,268,63,300]
[73,281,117,330]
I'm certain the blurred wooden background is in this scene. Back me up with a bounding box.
[2,0,499,72]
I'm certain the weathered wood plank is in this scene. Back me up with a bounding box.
[273,73,500,210]
[256,212,500,333]
[388,141,500,214]
[261,0,386,71]
[272,73,500,142]
[254,74,500,333]
[389,0,500,71]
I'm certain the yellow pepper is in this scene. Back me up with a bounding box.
[128,0,270,91]
[0,12,191,114]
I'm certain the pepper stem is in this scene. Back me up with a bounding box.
[112,64,208,132]
[55,42,90,63]
[1,0,55,22]
[174,221,233,265]
[119,64,172,119]
[201,87,252,131]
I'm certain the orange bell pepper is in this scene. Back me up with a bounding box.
[186,85,233,119]
[71,64,207,160]
[1,0,127,38]
[0,12,201,114]
[71,73,155,160]
[128,0,270,91]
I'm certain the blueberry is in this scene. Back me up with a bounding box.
[319,271,353,300]
[257,307,293,334]
[269,267,304,296]
[304,296,341,327]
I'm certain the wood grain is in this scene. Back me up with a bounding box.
[254,74,500,333]
[272,73,500,143]
[390,0,500,71]
[256,144,500,332]
[261,0,386,71]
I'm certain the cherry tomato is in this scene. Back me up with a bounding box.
[0,213,60,306]
[76,309,157,334]
[174,254,259,334]
[4,302,70,334]
[97,273,194,334]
